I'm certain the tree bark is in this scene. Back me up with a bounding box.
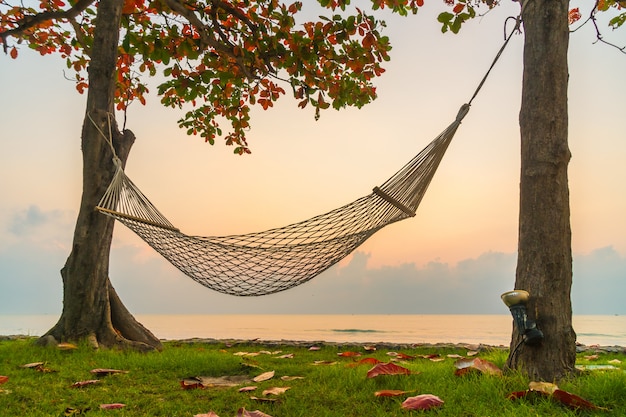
[39,0,162,351]
[506,0,576,380]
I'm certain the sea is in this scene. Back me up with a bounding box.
[1,314,625,347]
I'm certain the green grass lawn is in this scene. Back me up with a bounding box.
[1,337,624,416]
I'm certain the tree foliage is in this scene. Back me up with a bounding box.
[2,1,623,154]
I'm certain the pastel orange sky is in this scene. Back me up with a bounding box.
[1,1,625,315]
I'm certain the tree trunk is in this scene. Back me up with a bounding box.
[506,0,575,380]
[39,0,162,351]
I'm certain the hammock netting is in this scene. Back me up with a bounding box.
[96,104,469,296]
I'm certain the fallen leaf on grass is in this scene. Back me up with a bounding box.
[237,408,273,417]
[375,389,414,397]
[280,376,304,381]
[312,360,337,366]
[338,351,361,357]
[20,362,56,372]
[277,353,294,359]
[71,380,100,388]
[58,343,78,351]
[64,406,91,415]
[252,371,275,382]
[401,394,444,410]
[100,403,125,409]
[181,377,204,390]
[508,381,608,411]
[366,362,413,378]
[239,386,258,393]
[0,376,8,384]
[608,359,622,364]
[194,412,221,417]
[364,345,377,351]
[249,396,278,403]
[466,350,479,356]
[584,354,599,361]
[354,357,382,366]
[91,368,128,377]
[308,346,321,351]
[395,352,415,360]
[447,354,464,359]
[262,386,290,396]
[454,357,502,376]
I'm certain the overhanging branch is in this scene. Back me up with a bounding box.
[0,0,95,53]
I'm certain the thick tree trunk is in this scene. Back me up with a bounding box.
[39,0,162,351]
[506,0,575,380]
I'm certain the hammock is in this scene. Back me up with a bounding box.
[96,6,522,296]
[96,104,469,296]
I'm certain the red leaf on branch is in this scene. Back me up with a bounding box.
[10,47,18,59]
[453,3,465,14]
[568,8,582,25]
[366,362,413,378]
[401,394,444,410]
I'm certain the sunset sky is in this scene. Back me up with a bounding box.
[1,1,625,317]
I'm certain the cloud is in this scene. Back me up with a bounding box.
[1,205,625,315]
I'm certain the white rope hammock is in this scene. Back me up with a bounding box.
[96,104,468,296]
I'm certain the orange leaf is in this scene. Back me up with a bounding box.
[10,47,18,59]
[338,351,361,357]
[181,377,204,390]
[454,357,502,376]
[453,3,465,14]
[401,394,444,410]
[0,375,8,384]
[366,362,412,378]
[356,357,382,366]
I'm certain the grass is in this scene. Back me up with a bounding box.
[0,337,624,416]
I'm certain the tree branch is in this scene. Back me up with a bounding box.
[570,0,626,54]
[0,0,95,53]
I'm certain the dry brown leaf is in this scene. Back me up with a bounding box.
[447,354,464,359]
[198,375,251,388]
[249,396,278,403]
[57,343,78,351]
[0,376,8,384]
[312,360,337,366]
[71,379,100,388]
[374,389,414,397]
[252,370,275,382]
[262,386,290,396]
[454,357,502,376]
[609,359,622,364]
[21,362,45,369]
[90,368,128,377]
[277,353,294,359]
[466,350,479,356]
[528,381,559,394]
[364,345,377,351]
[338,351,361,357]
[280,376,304,381]
[584,354,599,361]
[194,412,221,417]
[308,346,321,351]
[237,408,273,417]
[239,386,258,393]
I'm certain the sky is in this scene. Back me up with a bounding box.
[1,1,625,317]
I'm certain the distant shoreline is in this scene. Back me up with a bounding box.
[3,334,623,353]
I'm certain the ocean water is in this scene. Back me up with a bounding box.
[1,314,624,346]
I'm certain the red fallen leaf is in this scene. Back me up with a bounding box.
[419,353,441,360]
[71,379,100,388]
[356,357,382,366]
[237,408,273,417]
[100,403,125,409]
[338,351,361,357]
[454,358,502,376]
[375,389,414,397]
[91,368,128,376]
[401,394,444,410]
[366,362,413,378]
[395,352,415,360]
[552,389,608,411]
[0,376,8,384]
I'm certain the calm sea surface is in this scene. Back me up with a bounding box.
[1,315,624,346]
